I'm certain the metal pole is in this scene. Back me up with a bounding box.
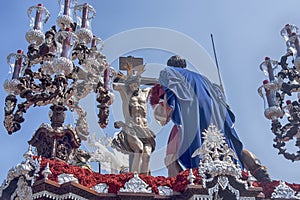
[210,34,225,94]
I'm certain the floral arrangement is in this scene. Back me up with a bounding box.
[37,157,300,197]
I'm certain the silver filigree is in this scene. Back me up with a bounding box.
[10,176,33,200]
[3,79,20,94]
[52,57,74,75]
[280,24,299,41]
[158,186,173,196]
[74,105,89,140]
[91,183,108,193]
[27,4,50,26]
[57,173,79,184]
[76,28,93,44]
[25,29,45,46]
[40,60,54,75]
[271,181,300,199]
[23,145,35,160]
[191,124,248,200]
[192,124,244,181]
[56,14,73,30]
[0,148,41,197]
[119,172,152,193]
[4,114,14,133]
[207,176,240,200]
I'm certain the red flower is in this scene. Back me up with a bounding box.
[36,157,300,198]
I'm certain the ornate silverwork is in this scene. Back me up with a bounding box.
[0,147,41,198]
[192,124,247,199]
[187,168,196,185]
[26,29,45,46]
[193,124,244,181]
[58,173,79,185]
[247,171,256,188]
[119,172,152,193]
[3,2,111,143]
[207,176,240,200]
[271,181,300,199]
[42,162,52,180]
[158,186,173,196]
[258,24,300,161]
[10,176,33,200]
[92,183,109,193]
[32,191,89,200]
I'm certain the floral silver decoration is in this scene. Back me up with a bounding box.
[73,3,96,44]
[10,176,33,200]
[158,186,173,196]
[27,4,50,25]
[25,29,45,46]
[57,173,79,185]
[0,146,41,198]
[91,183,108,193]
[257,24,300,161]
[119,172,152,193]
[3,3,111,137]
[3,79,20,95]
[40,60,54,75]
[76,28,93,44]
[74,105,89,140]
[52,56,74,75]
[192,124,244,181]
[271,181,300,199]
[192,124,247,199]
[208,176,240,200]
[26,4,50,45]
[56,14,73,30]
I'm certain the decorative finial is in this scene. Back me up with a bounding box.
[23,145,35,160]
[42,162,52,180]
[247,170,256,188]
[187,169,196,185]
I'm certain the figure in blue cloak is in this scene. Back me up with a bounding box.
[150,55,271,182]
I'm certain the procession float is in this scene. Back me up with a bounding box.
[1,1,300,199]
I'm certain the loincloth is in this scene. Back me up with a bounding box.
[111,125,156,154]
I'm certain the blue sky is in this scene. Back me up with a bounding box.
[0,0,300,183]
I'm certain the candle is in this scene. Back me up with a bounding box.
[263,80,276,107]
[292,33,300,57]
[285,24,292,37]
[91,35,97,49]
[63,0,71,16]
[12,50,24,79]
[104,66,110,90]
[33,4,43,30]
[61,28,72,58]
[264,57,275,82]
[81,3,89,28]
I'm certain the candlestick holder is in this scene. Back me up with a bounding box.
[25,4,50,46]
[258,24,300,161]
[3,1,113,161]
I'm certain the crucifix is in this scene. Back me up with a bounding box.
[111,56,158,175]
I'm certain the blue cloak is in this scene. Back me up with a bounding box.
[158,67,243,168]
